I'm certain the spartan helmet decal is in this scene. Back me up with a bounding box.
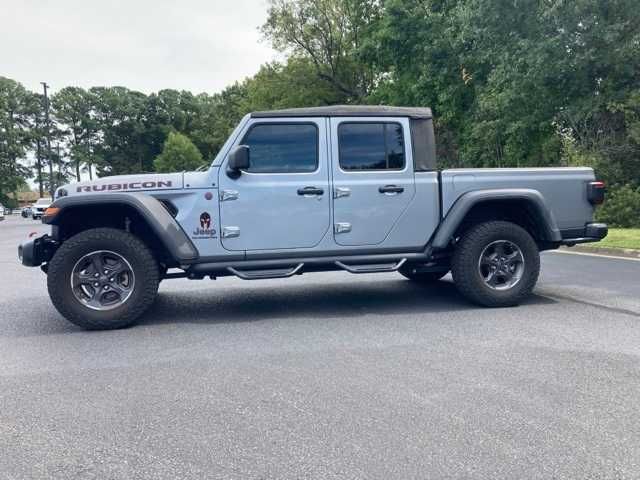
[200,212,211,229]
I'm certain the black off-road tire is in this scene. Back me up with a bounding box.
[47,228,160,330]
[451,221,540,307]
[399,265,449,283]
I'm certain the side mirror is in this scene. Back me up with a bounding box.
[226,145,250,178]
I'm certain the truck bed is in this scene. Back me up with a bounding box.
[440,167,596,234]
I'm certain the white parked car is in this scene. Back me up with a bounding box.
[31,198,52,220]
[0,204,5,221]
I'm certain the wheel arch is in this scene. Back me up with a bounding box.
[45,193,198,266]
[430,189,562,250]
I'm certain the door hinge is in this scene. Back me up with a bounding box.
[221,226,240,238]
[333,187,351,199]
[334,222,352,234]
[220,189,239,202]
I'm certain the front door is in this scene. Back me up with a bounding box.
[218,119,330,251]
[330,118,416,246]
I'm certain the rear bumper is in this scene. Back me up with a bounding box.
[560,223,608,246]
[18,234,58,267]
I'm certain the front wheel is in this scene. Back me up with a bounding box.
[451,221,540,307]
[47,228,160,330]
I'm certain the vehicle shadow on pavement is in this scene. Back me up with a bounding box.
[140,278,555,327]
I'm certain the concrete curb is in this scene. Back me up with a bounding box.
[561,245,640,259]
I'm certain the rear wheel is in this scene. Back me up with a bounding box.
[47,228,159,330]
[451,221,540,307]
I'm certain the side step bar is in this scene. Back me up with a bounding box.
[188,252,432,280]
[334,258,407,274]
[227,263,304,280]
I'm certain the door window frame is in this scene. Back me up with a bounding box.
[237,121,321,175]
[336,121,407,173]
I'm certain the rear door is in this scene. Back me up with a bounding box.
[330,118,415,246]
[217,118,331,251]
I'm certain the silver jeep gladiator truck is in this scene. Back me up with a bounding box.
[19,106,607,330]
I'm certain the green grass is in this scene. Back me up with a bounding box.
[582,228,640,250]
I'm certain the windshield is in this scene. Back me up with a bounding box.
[36,199,51,205]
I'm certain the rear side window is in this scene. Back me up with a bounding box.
[241,123,318,173]
[338,122,405,171]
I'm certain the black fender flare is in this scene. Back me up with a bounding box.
[45,193,199,263]
[430,188,562,250]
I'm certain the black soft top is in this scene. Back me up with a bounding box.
[251,105,432,119]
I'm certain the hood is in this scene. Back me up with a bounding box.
[57,173,183,198]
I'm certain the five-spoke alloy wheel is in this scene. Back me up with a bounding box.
[71,250,136,311]
[47,228,159,330]
[477,240,525,291]
[451,221,540,307]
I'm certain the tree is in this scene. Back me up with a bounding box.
[366,0,640,174]
[244,59,348,109]
[90,86,152,175]
[262,0,380,102]
[52,87,97,181]
[154,132,204,173]
[0,77,33,206]
[25,92,47,196]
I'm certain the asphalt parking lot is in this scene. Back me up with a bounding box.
[1,215,640,479]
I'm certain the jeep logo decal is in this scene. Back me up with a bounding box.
[192,212,217,239]
[76,180,173,193]
[200,212,211,229]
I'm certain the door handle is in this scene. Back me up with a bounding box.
[379,185,404,194]
[297,186,324,196]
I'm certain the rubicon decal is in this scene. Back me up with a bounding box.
[192,212,217,239]
[76,180,173,193]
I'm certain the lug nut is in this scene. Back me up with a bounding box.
[109,277,114,282]
[94,273,99,278]
[94,282,99,287]
[103,285,109,291]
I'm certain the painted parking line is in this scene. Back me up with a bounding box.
[548,249,640,262]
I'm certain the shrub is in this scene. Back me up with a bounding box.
[596,184,640,228]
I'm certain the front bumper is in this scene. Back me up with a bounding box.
[560,223,608,246]
[18,234,58,267]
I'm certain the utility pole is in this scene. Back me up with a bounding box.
[34,116,44,197]
[41,82,54,198]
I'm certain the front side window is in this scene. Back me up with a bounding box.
[338,122,405,171]
[241,123,318,173]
